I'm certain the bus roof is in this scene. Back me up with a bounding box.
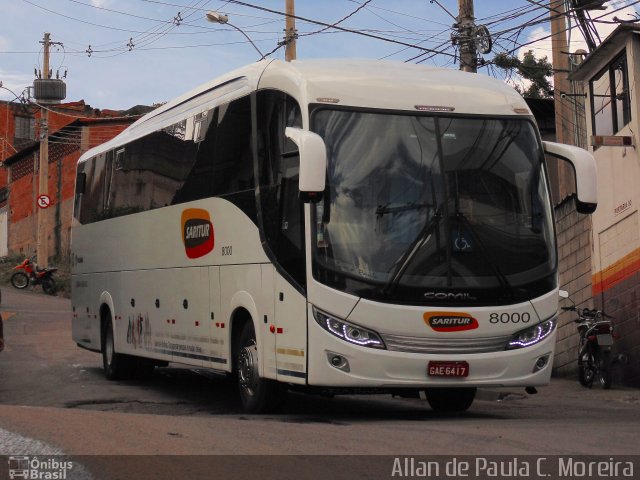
[78,59,531,164]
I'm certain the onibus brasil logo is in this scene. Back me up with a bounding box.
[8,456,73,479]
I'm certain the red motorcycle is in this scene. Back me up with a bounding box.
[11,255,57,295]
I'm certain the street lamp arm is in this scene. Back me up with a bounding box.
[227,22,265,60]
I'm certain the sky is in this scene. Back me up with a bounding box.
[0,0,638,111]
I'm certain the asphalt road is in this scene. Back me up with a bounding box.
[0,287,639,480]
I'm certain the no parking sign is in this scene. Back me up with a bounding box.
[37,194,51,209]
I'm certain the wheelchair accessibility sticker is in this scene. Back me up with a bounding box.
[452,229,473,252]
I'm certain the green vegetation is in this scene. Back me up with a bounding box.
[493,50,553,99]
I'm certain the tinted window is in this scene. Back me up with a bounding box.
[75,95,257,224]
[256,90,304,288]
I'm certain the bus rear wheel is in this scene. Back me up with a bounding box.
[237,322,286,413]
[425,387,476,413]
[102,317,133,380]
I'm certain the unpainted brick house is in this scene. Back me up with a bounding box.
[0,100,149,260]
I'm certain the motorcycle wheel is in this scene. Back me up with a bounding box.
[41,277,56,296]
[578,345,595,388]
[598,350,613,389]
[11,272,29,289]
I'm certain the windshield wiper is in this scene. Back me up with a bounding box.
[455,211,514,298]
[383,209,442,295]
[375,202,431,217]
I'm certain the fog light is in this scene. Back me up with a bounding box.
[326,352,350,372]
[533,354,550,372]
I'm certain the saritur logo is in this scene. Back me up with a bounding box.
[423,311,479,332]
[181,209,214,259]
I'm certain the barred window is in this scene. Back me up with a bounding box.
[14,116,35,143]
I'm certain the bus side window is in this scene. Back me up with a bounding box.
[210,97,255,200]
[257,90,305,289]
[73,169,86,223]
[79,153,108,223]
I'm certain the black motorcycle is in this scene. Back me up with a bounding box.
[562,304,615,389]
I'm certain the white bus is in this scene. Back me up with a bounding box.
[71,59,597,413]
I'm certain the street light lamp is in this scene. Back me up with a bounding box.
[206,11,265,60]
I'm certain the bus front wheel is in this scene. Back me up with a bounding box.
[237,322,286,413]
[425,387,476,413]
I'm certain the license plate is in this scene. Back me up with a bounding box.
[597,334,613,346]
[428,361,469,378]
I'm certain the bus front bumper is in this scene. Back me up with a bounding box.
[306,317,556,389]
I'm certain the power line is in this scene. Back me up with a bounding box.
[300,0,373,37]
[134,0,457,56]
[504,0,640,55]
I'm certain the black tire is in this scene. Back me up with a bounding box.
[598,350,613,389]
[11,272,29,289]
[425,387,477,413]
[41,277,56,295]
[578,345,595,388]
[102,317,133,380]
[236,322,286,413]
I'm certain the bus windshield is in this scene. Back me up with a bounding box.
[311,108,557,306]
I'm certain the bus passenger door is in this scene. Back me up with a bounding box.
[274,274,307,384]
[205,266,226,370]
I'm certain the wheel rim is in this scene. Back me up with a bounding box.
[12,273,28,288]
[238,341,259,398]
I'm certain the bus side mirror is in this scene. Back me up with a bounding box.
[75,172,86,195]
[542,141,597,214]
[285,127,327,202]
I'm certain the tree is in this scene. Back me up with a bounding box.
[493,50,553,99]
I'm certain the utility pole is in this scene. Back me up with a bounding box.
[550,0,575,201]
[457,0,477,72]
[37,33,51,268]
[550,0,573,145]
[285,0,297,61]
[33,32,65,267]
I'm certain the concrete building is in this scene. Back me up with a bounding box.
[563,24,640,386]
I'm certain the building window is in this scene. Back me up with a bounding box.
[14,116,35,144]
[590,52,631,136]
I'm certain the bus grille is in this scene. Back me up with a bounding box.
[381,333,511,354]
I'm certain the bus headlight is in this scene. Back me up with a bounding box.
[312,307,386,349]
[506,318,556,350]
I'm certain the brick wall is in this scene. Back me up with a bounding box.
[553,197,594,376]
[5,118,135,261]
[596,269,640,386]
[592,212,640,386]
